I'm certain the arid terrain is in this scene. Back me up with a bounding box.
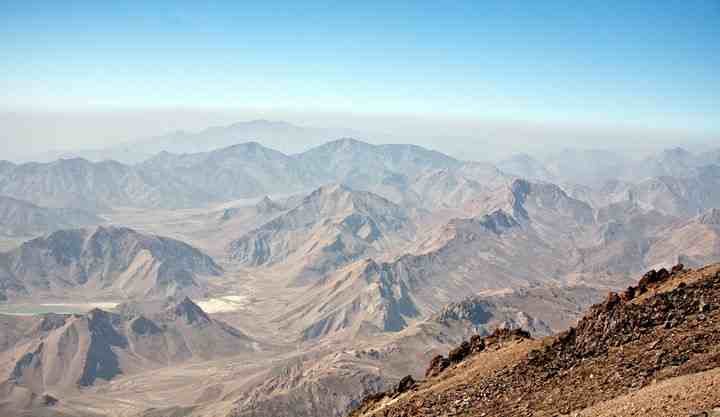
[1,130,720,417]
[350,263,720,417]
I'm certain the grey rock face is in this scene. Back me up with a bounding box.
[229,184,414,275]
[0,226,222,300]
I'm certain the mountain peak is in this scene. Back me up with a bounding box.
[234,119,296,128]
[171,297,211,325]
[221,141,277,154]
[325,137,372,149]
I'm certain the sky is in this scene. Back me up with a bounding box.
[1,0,719,157]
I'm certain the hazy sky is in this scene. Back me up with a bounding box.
[1,1,719,157]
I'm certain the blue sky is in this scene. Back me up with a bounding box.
[1,0,719,131]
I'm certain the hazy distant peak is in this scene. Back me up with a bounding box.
[312,182,352,194]
[660,146,692,158]
[218,141,288,158]
[323,137,373,149]
[55,156,90,163]
[238,119,297,128]
[497,153,554,181]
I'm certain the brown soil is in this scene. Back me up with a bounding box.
[350,264,720,417]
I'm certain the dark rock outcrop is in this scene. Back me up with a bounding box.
[425,328,531,378]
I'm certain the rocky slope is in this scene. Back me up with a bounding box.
[0,226,221,301]
[645,208,720,269]
[350,263,720,417]
[280,258,421,341]
[0,298,257,414]
[229,185,414,281]
[345,181,596,313]
[129,281,599,417]
[273,179,605,342]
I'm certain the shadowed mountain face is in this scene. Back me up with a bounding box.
[0,226,221,301]
[0,298,258,412]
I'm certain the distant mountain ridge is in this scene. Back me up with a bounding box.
[6,132,719,218]
[0,138,471,212]
[20,120,375,164]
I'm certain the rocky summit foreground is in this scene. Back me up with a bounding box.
[349,263,720,417]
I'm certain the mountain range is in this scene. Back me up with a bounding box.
[3,137,719,218]
[20,120,374,164]
[1,130,720,417]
